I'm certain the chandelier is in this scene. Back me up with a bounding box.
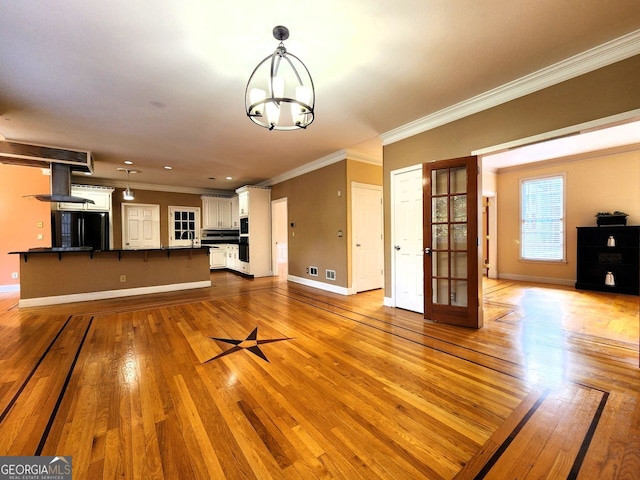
[245,26,315,130]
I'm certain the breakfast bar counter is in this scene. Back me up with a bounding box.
[9,246,211,307]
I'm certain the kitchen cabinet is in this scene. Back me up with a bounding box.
[57,185,114,211]
[575,226,639,295]
[238,191,249,217]
[209,245,226,269]
[231,195,239,228]
[226,244,239,270]
[202,196,233,229]
[235,185,271,277]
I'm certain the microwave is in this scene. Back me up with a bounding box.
[240,217,249,235]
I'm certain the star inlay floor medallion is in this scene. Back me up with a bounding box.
[203,326,292,363]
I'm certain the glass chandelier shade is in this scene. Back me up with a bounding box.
[118,168,136,201]
[245,26,315,131]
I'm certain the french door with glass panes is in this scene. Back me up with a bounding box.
[168,206,201,247]
[423,156,482,328]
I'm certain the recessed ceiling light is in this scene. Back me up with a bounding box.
[163,165,172,170]
[124,160,133,165]
[226,176,233,180]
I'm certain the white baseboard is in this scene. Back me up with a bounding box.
[0,284,20,293]
[18,280,212,308]
[498,273,575,287]
[383,296,395,307]
[287,275,351,295]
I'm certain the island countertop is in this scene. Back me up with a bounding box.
[11,246,211,307]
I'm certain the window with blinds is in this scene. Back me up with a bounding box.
[520,174,565,261]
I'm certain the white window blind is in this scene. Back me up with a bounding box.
[520,175,565,261]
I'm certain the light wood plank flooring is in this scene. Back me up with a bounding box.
[0,272,638,479]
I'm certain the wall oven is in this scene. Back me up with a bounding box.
[239,237,249,262]
[240,217,249,235]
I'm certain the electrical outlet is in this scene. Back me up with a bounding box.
[37,234,44,240]
[309,266,318,276]
[326,270,336,281]
[120,275,126,282]
[11,272,18,279]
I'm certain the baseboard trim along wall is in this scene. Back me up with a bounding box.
[383,297,395,307]
[0,284,20,293]
[288,275,352,295]
[17,280,212,307]
[498,273,575,287]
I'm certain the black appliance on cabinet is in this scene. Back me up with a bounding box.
[239,236,249,262]
[52,211,109,250]
[240,217,249,235]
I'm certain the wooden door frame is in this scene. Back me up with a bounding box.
[351,182,383,293]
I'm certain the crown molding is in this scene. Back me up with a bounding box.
[345,150,383,165]
[259,150,347,187]
[380,29,640,146]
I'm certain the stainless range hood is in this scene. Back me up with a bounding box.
[0,140,95,203]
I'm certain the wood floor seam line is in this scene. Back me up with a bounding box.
[34,316,94,456]
[0,315,73,424]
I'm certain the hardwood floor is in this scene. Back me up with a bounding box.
[0,272,638,479]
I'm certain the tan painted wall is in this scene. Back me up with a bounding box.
[108,188,203,249]
[0,164,52,287]
[271,159,383,289]
[383,55,640,292]
[497,150,640,282]
[271,161,348,287]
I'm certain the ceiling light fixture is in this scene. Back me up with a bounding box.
[245,25,315,131]
[118,168,137,201]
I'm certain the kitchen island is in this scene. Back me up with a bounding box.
[10,246,211,307]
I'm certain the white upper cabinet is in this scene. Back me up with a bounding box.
[238,191,249,217]
[202,196,233,229]
[231,195,239,228]
[57,185,114,211]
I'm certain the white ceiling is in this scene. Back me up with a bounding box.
[1,1,640,192]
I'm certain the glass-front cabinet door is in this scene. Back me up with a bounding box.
[423,156,482,328]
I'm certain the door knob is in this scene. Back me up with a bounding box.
[394,245,401,251]
[424,247,432,255]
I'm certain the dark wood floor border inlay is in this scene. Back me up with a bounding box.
[0,316,72,423]
[473,389,550,479]
[567,391,610,480]
[35,317,94,455]
[273,288,525,380]
[276,287,521,366]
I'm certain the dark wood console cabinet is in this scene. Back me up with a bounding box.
[575,226,639,295]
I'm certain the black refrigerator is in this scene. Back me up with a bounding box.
[52,211,110,250]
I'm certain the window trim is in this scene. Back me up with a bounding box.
[518,172,567,263]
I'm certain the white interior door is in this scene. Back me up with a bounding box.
[122,203,160,249]
[392,166,424,313]
[352,183,383,292]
